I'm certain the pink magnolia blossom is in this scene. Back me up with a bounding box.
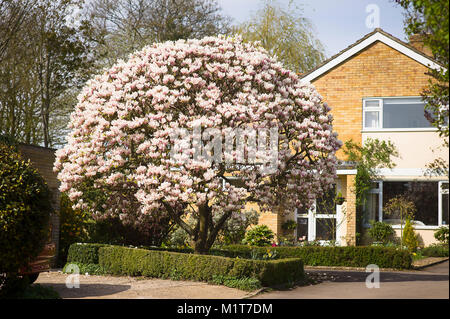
[54,36,341,251]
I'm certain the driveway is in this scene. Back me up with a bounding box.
[35,271,251,299]
[35,262,448,299]
[253,261,449,299]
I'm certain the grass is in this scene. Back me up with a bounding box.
[210,275,262,291]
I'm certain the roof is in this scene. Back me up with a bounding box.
[301,28,443,83]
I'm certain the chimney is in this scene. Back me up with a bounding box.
[408,34,433,57]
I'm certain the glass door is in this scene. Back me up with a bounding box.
[295,188,338,243]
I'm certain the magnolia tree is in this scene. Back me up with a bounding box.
[54,36,341,254]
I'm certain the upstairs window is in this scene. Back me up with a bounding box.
[363,97,433,130]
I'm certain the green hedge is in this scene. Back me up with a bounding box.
[66,243,110,264]
[212,245,412,269]
[68,243,412,270]
[146,245,412,269]
[420,244,449,257]
[66,244,304,287]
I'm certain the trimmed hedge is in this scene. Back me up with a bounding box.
[420,244,449,257]
[132,244,412,269]
[211,245,412,269]
[62,262,107,276]
[66,243,110,264]
[66,244,304,287]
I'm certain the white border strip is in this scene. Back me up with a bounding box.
[336,169,357,175]
[302,32,443,83]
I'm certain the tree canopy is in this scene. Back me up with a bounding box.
[54,36,341,253]
[233,0,326,73]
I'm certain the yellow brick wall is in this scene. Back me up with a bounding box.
[344,175,357,246]
[311,41,432,159]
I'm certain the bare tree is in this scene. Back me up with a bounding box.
[0,0,35,64]
[0,0,95,147]
[86,0,231,67]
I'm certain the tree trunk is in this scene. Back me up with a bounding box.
[194,204,210,254]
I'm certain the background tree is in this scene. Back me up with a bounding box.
[394,0,449,178]
[86,0,231,68]
[0,0,96,148]
[54,36,341,254]
[0,0,35,64]
[233,0,325,73]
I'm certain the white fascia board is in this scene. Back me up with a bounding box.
[375,168,426,176]
[336,169,357,175]
[302,32,443,83]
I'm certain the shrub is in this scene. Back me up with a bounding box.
[434,226,449,245]
[0,143,52,295]
[86,214,175,248]
[58,193,90,265]
[65,243,304,287]
[62,262,107,276]
[281,220,297,232]
[402,219,419,252]
[243,225,275,246]
[211,245,412,269]
[164,225,191,248]
[66,243,110,264]
[98,246,303,287]
[217,210,259,245]
[368,221,395,244]
[420,244,449,257]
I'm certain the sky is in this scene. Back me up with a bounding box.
[217,0,408,58]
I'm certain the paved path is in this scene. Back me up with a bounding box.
[35,271,250,299]
[253,261,449,299]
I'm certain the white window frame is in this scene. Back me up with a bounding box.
[439,181,449,226]
[294,201,338,244]
[362,99,383,130]
[364,180,448,230]
[363,181,383,227]
[362,96,438,132]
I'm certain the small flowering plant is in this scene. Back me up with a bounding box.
[54,35,341,254]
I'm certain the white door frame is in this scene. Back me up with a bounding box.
[295,181,345,245]
[294,205,338,244]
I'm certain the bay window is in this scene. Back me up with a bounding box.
[363,181,449,228]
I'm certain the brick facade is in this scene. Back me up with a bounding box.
[311,41,431,159]
[258,32,438,246]
[308,35,436,245]
[18,144,60,265]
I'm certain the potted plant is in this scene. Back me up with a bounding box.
[335,192,346,205]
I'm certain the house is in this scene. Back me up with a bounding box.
[258,28,449,247]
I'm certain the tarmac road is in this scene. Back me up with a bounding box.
[253,261,449,299]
